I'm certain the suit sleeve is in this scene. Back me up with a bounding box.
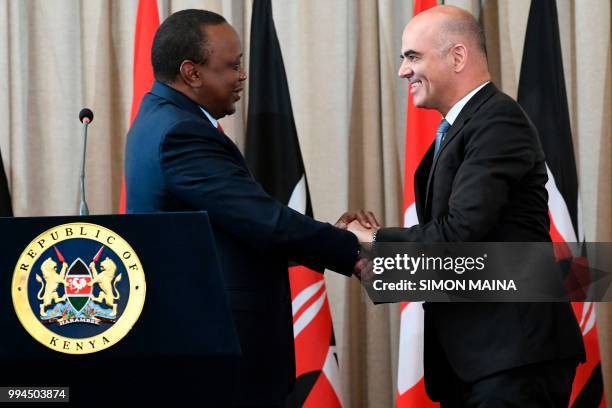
[159,121,358,275]
[378,101,538,242]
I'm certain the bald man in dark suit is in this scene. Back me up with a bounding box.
[350,6,584,407]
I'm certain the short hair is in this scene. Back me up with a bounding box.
[438,13,487,58]
[151,9,226,83]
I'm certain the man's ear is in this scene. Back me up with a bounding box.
[450,44,468,73]
[179,60,202,87]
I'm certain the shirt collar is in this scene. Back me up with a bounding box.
[445,81,490,125]
[199,106,218,129]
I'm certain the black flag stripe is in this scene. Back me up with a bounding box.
[245,0,312,218]
[517,0,579,233]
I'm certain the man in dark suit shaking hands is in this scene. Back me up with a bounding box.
[349,5,585,407]
[125,9,377,407]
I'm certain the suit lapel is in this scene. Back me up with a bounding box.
[422,83,498,219]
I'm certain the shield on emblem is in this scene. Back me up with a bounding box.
[65,258,93,313]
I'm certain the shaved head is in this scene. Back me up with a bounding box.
[413,6,487,58]
[437,8,486,57]
[397,5,491,115]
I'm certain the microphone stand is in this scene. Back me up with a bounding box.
[79,119,90,216]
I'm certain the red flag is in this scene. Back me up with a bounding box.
[397,1,440,407]
[119,0,159,213]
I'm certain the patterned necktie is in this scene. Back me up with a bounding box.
[434,119,451,157]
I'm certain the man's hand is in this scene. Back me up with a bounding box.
[353,256,368,279]
[353,254,375,282]
[337,210,379,279]
[347,219,377,243]
[335,210,380,230]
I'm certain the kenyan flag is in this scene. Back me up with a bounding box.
[65,258,93,312]
[518,1,604,406]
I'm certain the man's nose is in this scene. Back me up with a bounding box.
[239,68,247,81]
[398,60,413,78]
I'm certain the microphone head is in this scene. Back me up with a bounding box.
[79,108,94,124]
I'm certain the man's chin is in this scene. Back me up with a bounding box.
[215,105,236,120]
[412,95,424,107]
[413,99,435,110]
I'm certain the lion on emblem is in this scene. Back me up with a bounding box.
[36,257,68,316]
[88,257,122,316]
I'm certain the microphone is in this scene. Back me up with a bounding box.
[79,108,93,124]
[78,108,94,216]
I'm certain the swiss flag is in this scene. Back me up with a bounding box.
[396,1,440,407]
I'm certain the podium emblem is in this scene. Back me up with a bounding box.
[11,222,146,354]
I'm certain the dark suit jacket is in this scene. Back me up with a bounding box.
[125,81,359,405]
[378,83,585,399]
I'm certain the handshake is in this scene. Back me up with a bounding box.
[335,210,380,279]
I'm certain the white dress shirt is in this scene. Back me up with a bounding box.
[199,106,218,128]
[445,81,490,125]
